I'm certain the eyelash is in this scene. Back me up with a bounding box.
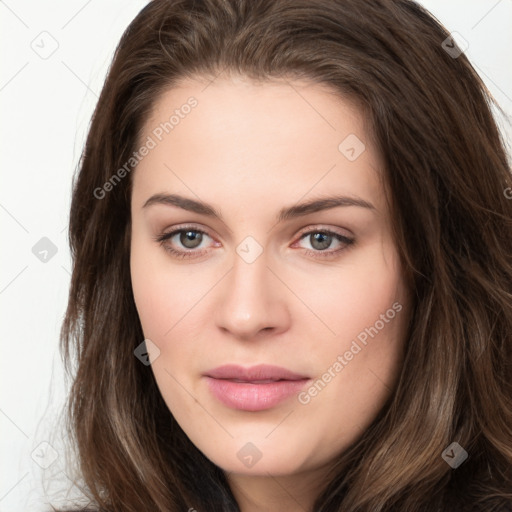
[154,224,355,260]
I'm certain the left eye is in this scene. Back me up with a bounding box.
[296,230,354,252]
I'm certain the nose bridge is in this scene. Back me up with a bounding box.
[229,232,272,296]
[235,247,268,291]
[228,248,271,314]
[214,243,288,338]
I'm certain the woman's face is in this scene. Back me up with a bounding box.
[130,75,410,480]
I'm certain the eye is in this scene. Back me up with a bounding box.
[294,228,354,258]
[154,225,355,260]
[154,225,216,259]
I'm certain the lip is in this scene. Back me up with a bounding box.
[206,364,308,381]
[204,364,310,412]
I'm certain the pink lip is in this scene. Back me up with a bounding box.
[204,364,310,411]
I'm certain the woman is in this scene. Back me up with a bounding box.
[56,0,512,510]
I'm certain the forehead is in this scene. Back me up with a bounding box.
[132,76,385,214]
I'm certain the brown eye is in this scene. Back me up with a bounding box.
[180,230,203,249]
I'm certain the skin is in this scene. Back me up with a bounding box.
[130,75,411,512]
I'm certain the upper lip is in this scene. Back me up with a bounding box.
[205,364,309,382]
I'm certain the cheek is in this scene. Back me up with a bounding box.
[288,241,405,351]
[130,261,170,340]
[130,236,206,339]
[130,229,173,350]
[130,239,223,388]
[130,244,205,405]
[292,241,408,415]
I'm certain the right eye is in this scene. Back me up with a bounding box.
[154,226,217,259]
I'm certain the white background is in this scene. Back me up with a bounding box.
[1,1,511,510]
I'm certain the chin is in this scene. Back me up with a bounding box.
[195,436,316,476]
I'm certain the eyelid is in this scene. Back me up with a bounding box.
[157,223,214,239]
[156,223,351,242]
[294,224,353,240]
[155,223,355,260]
[155,224,217,247]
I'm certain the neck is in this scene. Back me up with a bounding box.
[227,465,332,512]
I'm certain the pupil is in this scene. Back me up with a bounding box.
[311,232,331,250]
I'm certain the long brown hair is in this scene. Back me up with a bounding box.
[57,0,512,510]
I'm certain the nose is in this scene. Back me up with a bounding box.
[214,249,291,341]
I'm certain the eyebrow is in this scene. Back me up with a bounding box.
[142,193,376,222]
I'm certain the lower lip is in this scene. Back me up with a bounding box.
[205,377,309,411]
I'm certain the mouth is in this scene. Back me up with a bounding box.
[205,364,308,381]
[204,364,310,412]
